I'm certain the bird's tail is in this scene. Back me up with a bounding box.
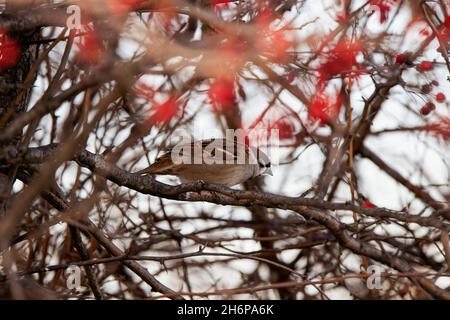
[135,168,150,175]
[135,162,170,175]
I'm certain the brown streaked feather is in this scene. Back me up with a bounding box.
[136,138,256,176]
[136,152,176,175]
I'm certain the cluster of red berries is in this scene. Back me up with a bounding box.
[395,52,434,71]
[419,91,446,116]
[420,102,436,116]
[420,92,446,115]
[395,52,413,65]
[396,54,446,116]
[420,80,438,94]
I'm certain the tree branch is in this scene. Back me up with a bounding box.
[14,143,450,300]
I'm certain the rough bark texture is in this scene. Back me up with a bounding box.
[0,4,40,218]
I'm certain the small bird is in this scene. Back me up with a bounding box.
[136,138,273,186]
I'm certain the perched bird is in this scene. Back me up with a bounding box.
[137,138,273,186]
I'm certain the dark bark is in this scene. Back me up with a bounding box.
[0,5,40,218]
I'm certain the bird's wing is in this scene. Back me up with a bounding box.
[137,138,256,175]
[135,152,176,175]
[201,139,253,164]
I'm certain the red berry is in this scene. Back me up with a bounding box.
[308,92,342,124]
[395,53,405,64]
[336,12,347,23]
[420,102,435,115]
[435,92,446,103]
[211,0,234,5]
[317,38,362,83]
[420,61,432,71]
[420,28,429,36]
[445,15,450,29]
[395,52,413,65]
[147,96,179,126]
[76,27,103,65]
[0,27,20,70]
[421,84,432,94]
[271,118,296,140]
[208,78,236,110]
[362,201,376,209]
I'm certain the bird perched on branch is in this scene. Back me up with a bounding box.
[136,138,272,186]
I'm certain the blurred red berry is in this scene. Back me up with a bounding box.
[208,78,236,110]
[437,25,449,43]
[148,97,179,126]
[271,118,296,140]
[370,0,392,23]
[253,7,291,64]
[419,28,429,36]
[210,0,234,5]
[308,92,342,124]
[395,53,405,64]
[256,7,273,27]
[435,92,446,103]
[378,3,391,23]
[108,0,139,14]
[420,102,435,116]
[420,61,432,71]
[0,27,20,70]
[395,52,413,65]
[318,39,362,83]
[258,31,292,63]
[361,201,376,209]
[76,27,103,65]
[336,12,347,23]
[445,15,450,29]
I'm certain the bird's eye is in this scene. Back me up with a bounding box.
[266,163,271,168]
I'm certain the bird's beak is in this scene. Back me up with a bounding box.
[264,167,273,176]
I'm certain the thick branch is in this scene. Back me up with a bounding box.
[15,144,450,299]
